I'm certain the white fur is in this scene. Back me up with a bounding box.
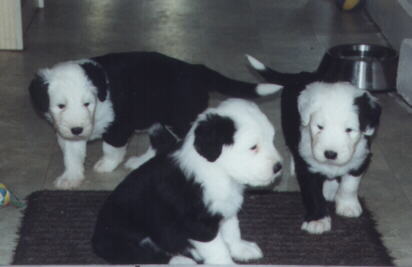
[295,82,377,234]
[335,174,362,217]
[173,99,282,264]
[301,216,331,234]
[94,142,127,173]
[246,54,266,70]
[298,82,371,178]
[220,216,263,261]
[323,179,339,202]
[55,136,87,189]
[169,256,197,265]
[124,146,156,170]
[40,61,155,189]
[40,62,103,140]
[190,233,234,264]
[256,83,282,95]
[174,99,282,216]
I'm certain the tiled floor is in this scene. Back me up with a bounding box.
[1,0,411,265]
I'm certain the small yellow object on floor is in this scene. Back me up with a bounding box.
[0,183,25,208]
[337,0,364,11]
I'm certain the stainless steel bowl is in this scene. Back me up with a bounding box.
[317,44,398,92]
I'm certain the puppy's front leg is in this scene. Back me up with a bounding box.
[190,232,234,264]
[94,142,127,173]
[335,174,362,217]
[220,216,263,262]
[298,171,331,234]
[55,136,87,189]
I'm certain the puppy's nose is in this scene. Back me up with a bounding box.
[71,127,83,135]
[273,163,282,174]
[324,150,337,160]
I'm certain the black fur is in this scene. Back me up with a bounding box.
[28,74,49,114]
[80,62,108,102]
[194,114,235,162]
[88,51,262,147]
[148,125,180,156]
[354,92,382,133]
[92,130,224,264]
[250,60,381,223]
[29,52,264,148]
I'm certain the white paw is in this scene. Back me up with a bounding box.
[301,217,331,234]
[336,198,362,217]
[54,173,84,189]
[93,157,119,173]
[229,240,263,261]
[124,156,147,170]
[169,255,196,265]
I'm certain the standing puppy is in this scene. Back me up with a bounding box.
[92,99,283,264]
[29,52,281,189]
[247,55,381,234]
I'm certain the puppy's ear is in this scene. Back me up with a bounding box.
[29,72,49,114]
[194,114,236,162]
[355,92,381,136]
[80,62,108,102]
[297,88,314,126]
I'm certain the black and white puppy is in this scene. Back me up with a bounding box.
[29,52,281,189]
[92,99,283,264]
[247,55,381,234]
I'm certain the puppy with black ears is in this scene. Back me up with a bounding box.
[247,55,381,234]
[92,98,283,264]
[28,52,282,189]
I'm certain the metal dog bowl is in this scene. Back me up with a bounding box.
[317,44,398,92]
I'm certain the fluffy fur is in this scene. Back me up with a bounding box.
[247,55,381,234]
[28,52,282,189]
[91,99,283,264]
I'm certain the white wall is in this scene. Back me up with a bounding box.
[366,0,412,50]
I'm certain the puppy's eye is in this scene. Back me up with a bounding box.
[250,145,258,151]
[345,128,353,133]
[317,125,324,130]
[84,102,90,107]
[57,104,66,109]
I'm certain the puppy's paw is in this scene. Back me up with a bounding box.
[229,240,263,261]
[336,197,362,217]
[93,157,119,173]
[169,255,196,265]
[301,217,331,234]
[54,173,84,189]
[124,156,147,170]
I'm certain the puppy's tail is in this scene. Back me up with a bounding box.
[246,54,319,86]
[201,66,282,98]
[148,124,180,156]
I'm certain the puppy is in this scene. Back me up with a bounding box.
[247,55,381,234]
[92,99,283,264]
[29,52,282,189]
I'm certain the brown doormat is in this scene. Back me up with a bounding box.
[12,190,393,266]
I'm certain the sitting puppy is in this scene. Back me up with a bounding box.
[247,55,381,234]
[28,52,281,189]
[92,99,283,264]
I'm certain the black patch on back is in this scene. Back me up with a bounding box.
[354,93,381,133]
[29,74,49,114]
[80,62,108,101]
[194,114,236,162]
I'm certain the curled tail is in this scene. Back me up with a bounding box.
[200,65,282,98]
[246,55,319,86]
